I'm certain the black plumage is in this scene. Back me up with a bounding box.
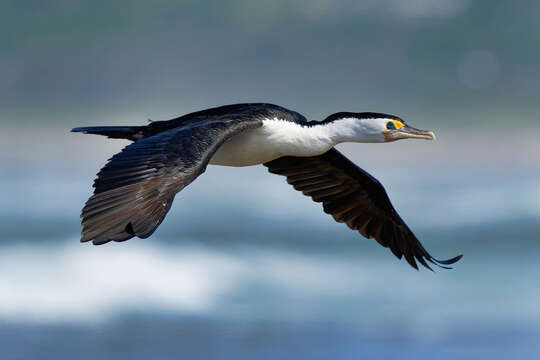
[264,149,462,270]
[319,112,402,124]
[75,106,266,244]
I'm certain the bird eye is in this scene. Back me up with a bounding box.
[386,121,396,130]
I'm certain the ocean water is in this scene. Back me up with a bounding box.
[1,152,539,359]
[3,0,540,357]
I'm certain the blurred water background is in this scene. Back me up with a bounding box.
[1,1,539,359]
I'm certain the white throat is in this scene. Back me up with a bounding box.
[209,117,381,167]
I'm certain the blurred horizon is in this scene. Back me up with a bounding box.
[1,1,539,359]
[2,0,540,128]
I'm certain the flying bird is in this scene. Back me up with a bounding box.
[73,103,462,270]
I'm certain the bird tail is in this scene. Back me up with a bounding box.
[71,126,146,141]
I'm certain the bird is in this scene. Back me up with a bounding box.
[72,103,462,270]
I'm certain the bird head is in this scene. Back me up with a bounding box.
[322,112,436,143]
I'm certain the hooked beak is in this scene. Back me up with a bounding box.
[384,125,436,142]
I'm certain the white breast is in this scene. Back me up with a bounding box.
[209,118,335,167]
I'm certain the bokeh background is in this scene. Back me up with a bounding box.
[1,1,539,359]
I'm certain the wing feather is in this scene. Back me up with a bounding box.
[264,148,462,270]
[80,119,262,245]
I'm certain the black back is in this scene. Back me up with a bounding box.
[145,103,308,136]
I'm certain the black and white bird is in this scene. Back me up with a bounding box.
[73,103,462,270]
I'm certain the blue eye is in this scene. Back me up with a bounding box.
[386,121,396,130]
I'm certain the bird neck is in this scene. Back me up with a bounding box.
[312,118,382,144]
[258,118,381,159]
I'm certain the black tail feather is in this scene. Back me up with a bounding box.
[72,126,145,141]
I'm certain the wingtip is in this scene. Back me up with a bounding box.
[427,254,463,270]
[416,257,434,272]
[435,254,463,265]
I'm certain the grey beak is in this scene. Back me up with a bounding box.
[399,125,436,141]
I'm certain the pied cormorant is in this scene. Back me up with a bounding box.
[72,103,462,270]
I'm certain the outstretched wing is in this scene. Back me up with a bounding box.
[80,119,262,245]
[264,148,462,270]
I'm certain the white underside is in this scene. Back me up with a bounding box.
[209,118,336,167]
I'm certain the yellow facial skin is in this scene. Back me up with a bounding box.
[391,120,404,130]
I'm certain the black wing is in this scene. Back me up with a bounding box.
[264,148,462,270]
[80,118,262,245]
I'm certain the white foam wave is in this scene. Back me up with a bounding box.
[0,241,246,322]
[0,240,539,333]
